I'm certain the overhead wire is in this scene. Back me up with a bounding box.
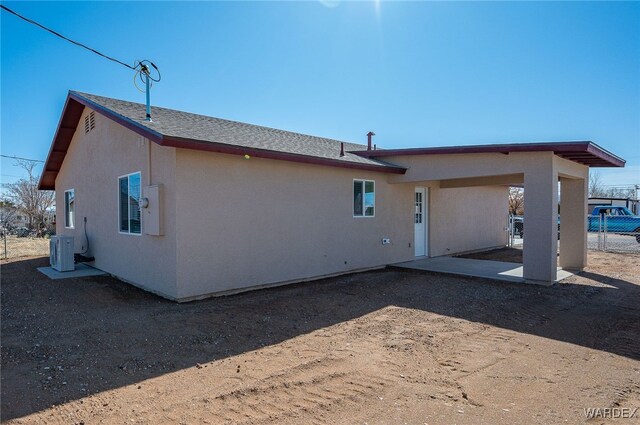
[1,5,161,104]
[1,4,137,71]
[0,154,44,163]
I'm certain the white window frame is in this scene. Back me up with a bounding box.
[353,179,375,218]
[64,189,75,229]
[118,172,142,236]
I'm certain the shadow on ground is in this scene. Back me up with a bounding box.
[1,253,639,421]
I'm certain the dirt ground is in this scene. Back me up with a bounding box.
[456,247,524,263]
[1,250,639,424]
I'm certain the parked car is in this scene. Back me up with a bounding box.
[589,206,640,243]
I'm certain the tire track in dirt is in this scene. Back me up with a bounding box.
[596,313,640,360]
[210,370,392,423]
[437,328,519,377]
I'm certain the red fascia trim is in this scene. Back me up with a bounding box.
[162,136,407,174]
[38,96,75,190]
[350,142,589,157]
[38,97,87,190]
[585,143,626,167]
[350,141,625,168]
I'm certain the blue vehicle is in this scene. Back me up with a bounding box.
[589,206,640,243]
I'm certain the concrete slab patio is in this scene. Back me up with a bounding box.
[391,256,573,285]
[37,263,107,280]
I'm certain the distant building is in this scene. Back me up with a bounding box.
[589,197,639,215]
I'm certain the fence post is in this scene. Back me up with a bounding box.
[511,215,515,247]
[507,214,515,248]
[603,215,608,251]
[597,215,602,250]
[3,232,6,260]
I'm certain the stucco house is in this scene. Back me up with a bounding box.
[39,91,625,301]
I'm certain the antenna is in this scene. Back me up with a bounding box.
[133,60,161,122]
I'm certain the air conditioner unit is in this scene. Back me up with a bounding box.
[50,236,75,272]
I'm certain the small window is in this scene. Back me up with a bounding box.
[64,189,75,228]
[353,180,375,217]
[118,172,141,235]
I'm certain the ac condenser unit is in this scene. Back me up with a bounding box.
[50,236,75,272]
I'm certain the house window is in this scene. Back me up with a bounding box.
[353,180,375,217]
[118,172,141,235]
[64,189,75,228]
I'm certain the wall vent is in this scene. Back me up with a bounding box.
[84,111,96,134]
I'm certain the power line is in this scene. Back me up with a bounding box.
[0,4,136,71]
[0,155,44,163]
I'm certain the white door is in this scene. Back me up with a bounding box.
[414,187,429,256]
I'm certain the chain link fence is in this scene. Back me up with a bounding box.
[0,231,50,260]
[507,214,640,254]
[506,214,524,248]
[588,214,640,253]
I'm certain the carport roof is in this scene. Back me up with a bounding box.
[352,141,626,168]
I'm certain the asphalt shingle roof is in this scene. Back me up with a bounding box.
[72,91,393,168]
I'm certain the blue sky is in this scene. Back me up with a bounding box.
[1,1,639,188]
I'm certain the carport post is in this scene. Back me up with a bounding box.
[523,154,559,284]
[559,177,588,270]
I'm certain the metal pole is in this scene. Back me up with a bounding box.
[509,214,514,247]
[603,215,608,251]
[145,72,152,122]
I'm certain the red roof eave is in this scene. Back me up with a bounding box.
[349,141,625,168]
[162,136,406,175]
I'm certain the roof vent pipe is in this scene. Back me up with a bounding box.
[340,142,345,157]
[367,131,375,150]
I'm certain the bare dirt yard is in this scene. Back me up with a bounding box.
[1,250,639,424]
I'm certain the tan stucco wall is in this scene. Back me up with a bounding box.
[54,112,511,300]
[173,150,510,299]
[385,152,587,183]
[55,108,179,299]
[174,150,416,299]
[428,185,508,257]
